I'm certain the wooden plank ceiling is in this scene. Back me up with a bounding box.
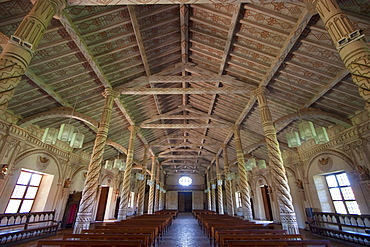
[0,0,369,174]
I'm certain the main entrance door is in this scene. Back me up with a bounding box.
[178,192,192,212]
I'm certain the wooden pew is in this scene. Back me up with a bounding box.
[218,234,302,247]
[62,233,150,246]
[224,239,331,247]
[82,228,157,245]
[36,239,143,247]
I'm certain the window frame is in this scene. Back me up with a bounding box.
[5,169,43,213]
[325,171,360,215]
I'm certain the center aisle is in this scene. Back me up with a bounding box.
[160,212,211,247]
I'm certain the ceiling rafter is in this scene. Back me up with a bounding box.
[214,9,313,160]
[59,10,155,156]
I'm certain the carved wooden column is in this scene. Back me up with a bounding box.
[74,88,118,233]
[311,0,370,107]
[154,162,161,212]
[223,144,234,216]
[206,169,212,210]
[211,163,217,212]
[137,146,148,215]
[234,126,253,220]
[0,0,66,114]
[147,156,157,214]
[117,125,139,220]
[216,156,224,215]
[254,87,299,234]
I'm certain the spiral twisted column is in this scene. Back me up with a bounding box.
[0,0,66,114]
[117,125,139,220]
[309,0,370,108]
[206,170,212,210]
[215,156,224,214]
[234,126,253,221]
[210,164,217,212]
[74,88,118,233]
[148,156,157,214]
[223,144,234,216]
[254,87,298,234]
[137,146,148,215]
[159,181,164,211]
[154,162,161,212]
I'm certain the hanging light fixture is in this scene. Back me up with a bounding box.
[314,126,329,144]
[70,132,85,148]
[286,131,301,148]
[258,160,267,169]
[299,120,317,140]
[136,173,144,180]
[42,127,58,144]
[247,158,256,169]
[104,160,113,170]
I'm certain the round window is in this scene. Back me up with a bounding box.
[179,176,192,186]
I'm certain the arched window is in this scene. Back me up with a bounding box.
[179,176,192,186]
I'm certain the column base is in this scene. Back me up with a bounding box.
[73,212,92,234]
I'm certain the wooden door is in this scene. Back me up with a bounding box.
[96,186,109,221]
[261,185,273,221]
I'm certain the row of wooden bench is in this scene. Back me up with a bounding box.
[36,210,178,247]
[193,210,332,247]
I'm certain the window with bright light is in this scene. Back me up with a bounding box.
[235,191,242,208]
[5,170,43,213]
[325,172,361,214]
[128,191,135,208]
[179,176,192,186]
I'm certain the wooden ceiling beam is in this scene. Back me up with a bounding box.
[120,87,251,95]
[244,4,297,24]
[141,124,232,129]
[60,11,154,156]
[180,4,189,64]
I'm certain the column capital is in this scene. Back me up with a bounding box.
[102,88,119,98]
[128,125,140,132]
[49,0,68,19]
[251,86,267,97]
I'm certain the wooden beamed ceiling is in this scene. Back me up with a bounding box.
[1,0,369,175]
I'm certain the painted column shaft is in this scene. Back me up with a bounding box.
[74,88,117,233]
[216,156,224,214]
[154,162,161,212]
[234,126,253,221]
[223,145,234,216]
[0,0,66,114]
[314,0,370,107]
[117,126,138,220]
[206,170,212,210]
[147,156,157,214]
[254,87,299,234]
[211,164,217,212]
[137,146,148,215]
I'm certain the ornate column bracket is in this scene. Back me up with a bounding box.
[0,0,67,114]
[309,0,370,107]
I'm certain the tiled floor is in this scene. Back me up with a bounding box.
[160,212,211,247]
[11,213,355,247]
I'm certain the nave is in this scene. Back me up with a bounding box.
[12,212,353,247]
